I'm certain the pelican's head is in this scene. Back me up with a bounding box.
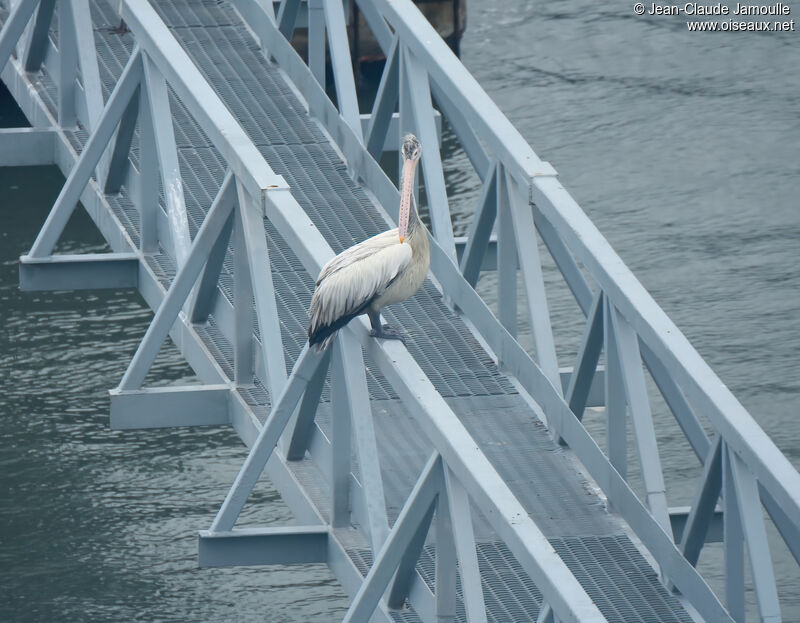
[401,134,421,163]
[399,134,421,243]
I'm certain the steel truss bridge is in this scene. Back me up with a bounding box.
[1,1,798,621]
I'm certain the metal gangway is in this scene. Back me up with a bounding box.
[1,1,798,621]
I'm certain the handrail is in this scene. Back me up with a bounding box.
[532,177,800,523]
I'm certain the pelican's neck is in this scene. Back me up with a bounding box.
[398,157,419,241]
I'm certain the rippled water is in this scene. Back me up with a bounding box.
[2,1,798,621]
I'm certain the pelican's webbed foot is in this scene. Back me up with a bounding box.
[368,311,406,343]
[370,324,405,343]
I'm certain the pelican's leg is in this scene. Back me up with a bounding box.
[368,310,405,343]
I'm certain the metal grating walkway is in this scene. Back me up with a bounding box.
[2,0,698,620]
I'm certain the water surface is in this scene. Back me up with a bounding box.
[2,1,798,620]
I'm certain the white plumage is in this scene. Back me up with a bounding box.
[307,134,429,350]
[309,231,412,332]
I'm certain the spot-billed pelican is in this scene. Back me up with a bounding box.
[308,134,430,350]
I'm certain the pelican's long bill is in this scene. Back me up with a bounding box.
[398,155,418,243]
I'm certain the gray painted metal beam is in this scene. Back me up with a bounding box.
[28,47,143,258]
[640,339,710,464]
[198,525,328,567]
[307,0,325,88]
[722,442,746,622]
[496,165,517,337]
[329,340,353,528]
[342,453,442,623]
[365,35,399,159]
[459,161,497,288]
[0,0,40,82]
[142,54,191,270]
[119,0,289,208]
[386,494,437,609]
[118,172,236,391]
[103,86,140,194]
[189,211,234,323]
[532,205,593,315]
[760,485,800,565]
[136,71,159,254]
[610,304,672,540]
[277,0,302,39]
[284,348,331,460]
[442,467,487,623]
[109,385,231,430]
[401,44,455,261]
[21,0,54,72]
[434,474,457,622]
[729,448,781,622]
[322,0,362,142]
[565,291,604,423]
[670,506,723,545]
[236,181,287,398]
[506,169,561,395]
[604,295,627,482]
[19,252,139,291]
[210,345,327,532]
[336,331,390,551]
[0,126,55,166]
[680,436,723,566]
[57,0,77,128]
[69,0,104,133]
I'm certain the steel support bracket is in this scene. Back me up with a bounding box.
[109,384,232,430]
[0,127,56,166]
[198,526,329,567]
[19,253,140,291]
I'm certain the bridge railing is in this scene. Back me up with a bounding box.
[1,1,617,621]
[237,0,800,620]
[3,0,797,619]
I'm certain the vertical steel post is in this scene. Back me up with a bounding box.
[21,0,54,72]
[308,0,326,88]
[723,441,745,622]
[496,163,517,338]
[330,337,352,528]
[57,0,77,128]
[137,67,159,253]
[604,295,627,483]
[233,197,255,386]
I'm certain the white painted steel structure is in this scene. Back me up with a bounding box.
[1,0,797,621]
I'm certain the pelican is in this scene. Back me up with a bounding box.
[308,134,430,350]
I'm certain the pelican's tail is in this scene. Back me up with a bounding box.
[309,333,336,352]
[307,303,365,351]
